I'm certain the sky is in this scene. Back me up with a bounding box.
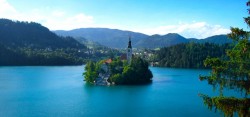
[0,0,248,38]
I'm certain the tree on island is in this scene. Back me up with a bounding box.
[83,56,153,85]
[83,61,98,83]
[109,56,153,85]
[199,1,250,116]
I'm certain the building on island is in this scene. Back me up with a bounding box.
[100,58,112,73]
[96,36,133,85]
[120,36,133,63]
[127,36,132,63]
[87,36,152,85]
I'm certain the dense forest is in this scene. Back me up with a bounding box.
[0,45,87,65]
[156,42,232,68]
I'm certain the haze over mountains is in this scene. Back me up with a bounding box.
[54,28,148,48]
[0,18,231,50]
[54,28,232,49]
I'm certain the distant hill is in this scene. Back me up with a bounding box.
[0,19,85,49]
[54,28,231,49]
[135,33,189,48]
[189,35,232,44]
[74,37,108,49]
[54,28,148,48]
[0,19,87,65]
[135,34,231,49]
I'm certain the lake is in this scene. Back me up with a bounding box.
[0,66,224,117]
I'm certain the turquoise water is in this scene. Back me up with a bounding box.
[0,66,223,117]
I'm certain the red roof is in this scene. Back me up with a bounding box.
[105,59,112,64]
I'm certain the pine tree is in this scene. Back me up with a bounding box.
[83,61,97,83]
[199,1,250,117]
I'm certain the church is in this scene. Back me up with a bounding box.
[88,35,152,85]
[120,36,133,63]
[103,36,133,66]
[96,36,133,85]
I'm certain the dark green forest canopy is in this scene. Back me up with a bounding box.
[156,42,232,68]
[0,19,85,49]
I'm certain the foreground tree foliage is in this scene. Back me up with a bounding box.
[199,1,250,116]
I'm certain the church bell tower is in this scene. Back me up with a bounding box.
[127,36,132,64]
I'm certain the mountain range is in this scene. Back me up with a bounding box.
[0,18,231,50]
[0,19,85,49]
[0,18,232,65]
[54,28,148,48]
[54,28,231,49]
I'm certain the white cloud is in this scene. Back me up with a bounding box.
[138,22,230,39]
[0,0,94,30]
[43,13,94,30]
[0,0,18,18]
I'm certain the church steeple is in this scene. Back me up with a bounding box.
[128,36,132,48]
[127,36,132,64]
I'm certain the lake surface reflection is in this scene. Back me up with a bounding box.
[0,66,223,117]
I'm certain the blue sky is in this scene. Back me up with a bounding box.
[0,0,248,38]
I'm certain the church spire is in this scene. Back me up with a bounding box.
[128,36,132,48]
[127,36,132,64]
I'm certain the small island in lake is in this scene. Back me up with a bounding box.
[83,37,153,85]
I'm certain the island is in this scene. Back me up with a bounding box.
[83,37,153,85]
